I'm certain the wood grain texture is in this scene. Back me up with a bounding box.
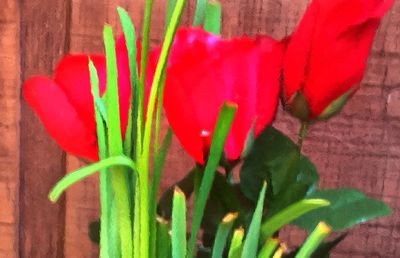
[7,0,400,257]
[0,1,20,257]
[19,0,70,257]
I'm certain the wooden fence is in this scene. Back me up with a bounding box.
[1,0,399,257]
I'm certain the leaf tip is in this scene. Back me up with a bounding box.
[316,221,332,235]
[222,212,239,223]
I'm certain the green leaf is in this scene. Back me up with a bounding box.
[158,168,197,219]
[103,25,123,156]
[193,0,207,26]
[241,182,267,258]
[258,238,279,258]
[283,234,347,258]
[187,102,237,258]
[117,7,139,158]
[293,188,392,231]
[156,217,172,258]
[103,26,133,256]
[142,0,186,160]
[139,2,186,257]
[295,222,331,258]
[240,126,319,215]
[212,213,238,258]
[260,199,330,242]
[150,129,173,258]
[89,59,114,258]
[48,155,136,202]
[228,228,244,258]
[204,1,221,35]
[201,171,242,240]
[172,188,187,258]
[166,0,178,30]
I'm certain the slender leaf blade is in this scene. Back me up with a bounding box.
[117,7,139,157]
[103,25,123,156]
[166,0,178,30]
[212,213,238,258]
[228,228,244,258]
[295,222,331,258]
[241,182,267,258]
[156,217,172,258]
[89,59,112,258]
[258,238,279,258]
[260,199,330,242]
[172,188,187,258]
[187,102,237,258]
[150,129,173,258]
[48,155,137,202]
[204,1,221,35]
[193,0,207,26]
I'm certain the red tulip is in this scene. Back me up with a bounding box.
[160,28,284,164]
[23,37,133,161]
[282,0,394,121]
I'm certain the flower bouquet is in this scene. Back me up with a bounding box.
[22,0,394,257]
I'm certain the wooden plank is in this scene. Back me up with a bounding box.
[0,1,20,257]
[65,0,115,256]
[19,0,71,257]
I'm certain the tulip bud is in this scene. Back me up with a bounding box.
[283,92,310,122]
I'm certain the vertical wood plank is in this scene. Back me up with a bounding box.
[0,1,20,257]
[19,0,71,257]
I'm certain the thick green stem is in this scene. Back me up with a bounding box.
[111,167,133,258]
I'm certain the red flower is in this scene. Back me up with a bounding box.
[23,37,133,161]
[160,28,284,164]
[282,0,394,121]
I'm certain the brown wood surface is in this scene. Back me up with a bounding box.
[0,1,20,258]
[19,1,69,257]
[0,0,398,257]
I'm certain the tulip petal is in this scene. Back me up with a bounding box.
[284,0,394,118]
[54,41,131,137]
[54,54,105,133]
[163,28,280,163]
[255,36,284,136]
[23,76,98,161]
[304,0,393,117]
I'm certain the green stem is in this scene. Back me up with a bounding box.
[153,74,166,153]
[111,167,133,258]
[149,129,172,258]
[295,222,331,258]
[297,122,309,152]
[133,179,141,258]
[138,1,186,256]
[89,59,111,258]
[137,0,154,158]
[193,0,207,26]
